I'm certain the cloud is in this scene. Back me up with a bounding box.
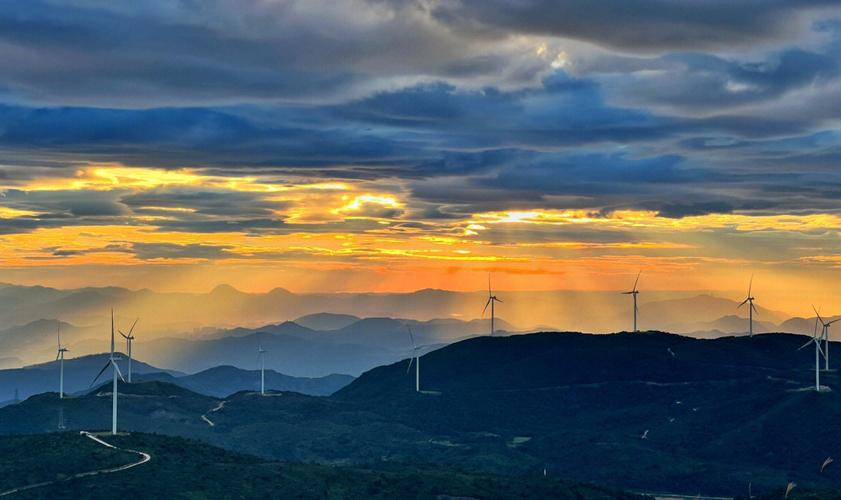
[130,242,233,260]
[0,189,127,217]
[422,0,837,53]
[120,189,285,218]
[0,0,840,277]
[603,48,840,114]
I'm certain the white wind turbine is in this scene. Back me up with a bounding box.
[738,275,758,338]
[483,275,502,336]
[622,271,641,332]
[90,309,125,435]
[56,323,69,399]
[813,305,840,372]
[258,340,267,395]
[798,309,825,391]
[406,325,420,392]
[119,318,138,383]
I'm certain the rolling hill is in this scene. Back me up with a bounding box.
[0,355,353,402]
[0,353,178,402]
[0,432,641,499]
[139,365,354,397]
[129,314,510,377]
[294,312,361,330]
[3,331,841,497]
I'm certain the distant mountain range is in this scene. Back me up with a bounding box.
[137,366,353,398]
[2,329,841,497]
[1,282,837,378]
[0,354,353,404]
[0,314,515,376]
[0,281,817,343]
[0,353,174,404]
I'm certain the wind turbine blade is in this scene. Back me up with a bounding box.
[90,361,111,387]
[110,309,115,356]
[56,352,60,361]
[127,318,139,337]
[406,325,416,349]
[495,298,503,303]
[813,304,826,325]
[112,360,125,382]
[738,299,748,308]
[798,339,814,351]
[57,325,61,350]
[119,331,129,340]
[488,274,491,296]
[747,274,753,298]
[482,298,491,316]
[828,319,841,326]
[406,357,414,374]
[785,482,796,499]
[632,271,641,292]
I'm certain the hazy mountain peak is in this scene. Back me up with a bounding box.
[210,284,241,295]
[294,313,360,331]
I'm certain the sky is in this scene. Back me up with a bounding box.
[0,1,840,314]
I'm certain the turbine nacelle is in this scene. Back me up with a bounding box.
[119,317,139,342]
[622,271,642,331]
[90,358,126,388]
[55,324,70,358]
[814,305,840,329]
[799,309,825,354]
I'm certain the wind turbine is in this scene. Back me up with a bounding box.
[90,309,125,435]
[258,340,266,395]
[483,275,502,336]
[406,325,420,392]
[799,309,825,392]
[814,306,840,371]
[622,271,641,332]
[738,275,758,338]
[56,323,69,399]
[119,318,138,383]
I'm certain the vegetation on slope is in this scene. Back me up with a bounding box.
[0,432,643,499]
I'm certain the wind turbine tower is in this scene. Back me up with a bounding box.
[738,276,758,337]
[814,306,840,371]
[406,325,420,392]
[799,310,826,391]
[91,309,125,435]
[119,318,138,383]
[258,341,267,395]
[483,275,503,336]
[622,271,641,332]
[56,323,69,399]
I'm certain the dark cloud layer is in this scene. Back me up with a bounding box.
[423,0,835,52]
[0,0,840,236]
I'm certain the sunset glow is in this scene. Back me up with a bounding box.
[0,1,839,318]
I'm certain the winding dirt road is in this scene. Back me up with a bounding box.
[201,400,227,427]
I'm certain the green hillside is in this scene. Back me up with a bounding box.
[0,432,642,499]
[3,332,841,497]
